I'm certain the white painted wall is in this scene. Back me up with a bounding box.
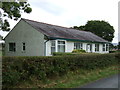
[66,41,74,52]
[46,40,52,56]
[46,40,109,56]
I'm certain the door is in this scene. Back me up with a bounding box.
[87,44,92,52]
[87,45,90,52]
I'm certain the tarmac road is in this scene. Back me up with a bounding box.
[79,74,120,88]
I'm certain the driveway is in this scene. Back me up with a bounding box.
[78,74,120,88]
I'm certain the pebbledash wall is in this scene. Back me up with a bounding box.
[45,40,109,56]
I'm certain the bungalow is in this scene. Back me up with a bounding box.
[4,18,109,56]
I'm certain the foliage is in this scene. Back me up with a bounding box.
[73,20,115,42]
[118,42,120,50]
[72,49,86,53]
[0,1,32,31]
[52,52,77,56]
[2,53,118,87]
[109,51,116,53]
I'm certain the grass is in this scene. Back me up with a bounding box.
[14,65,118,88]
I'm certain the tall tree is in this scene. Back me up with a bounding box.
[73,20,115,42]
[0,1,32,31]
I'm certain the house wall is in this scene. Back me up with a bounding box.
[46,40,52,56]
[5,20,44,56]
[46,40,109,56]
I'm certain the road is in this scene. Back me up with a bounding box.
[78,74,120,88]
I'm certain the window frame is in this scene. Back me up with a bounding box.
[86,44,92,52]
[58,40,65,52]
[95,44,99,52]
[22,42,26,52]
[102,44,106,51]
[106,44,109,51]
[74,42,83,50]
[8,42,16,52]
[51,40,56,54]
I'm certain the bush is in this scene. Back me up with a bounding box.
[2,53,118,87]
[72,49,86,53]
[109,51,116,53]
[52,52,77,56]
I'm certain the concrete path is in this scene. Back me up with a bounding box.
[78,74,120,88]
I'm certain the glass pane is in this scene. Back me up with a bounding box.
[90,44,92,51]
[97,44,99,51]
[95,44,99,51]
[58,45,65,52]
[106,44,109,51]
[9,43,15,52]
[103,44,105,51]
[51,47,55,53]
[51,41,55,46]
[74,42,82,49]
[58,41,65,44]
[23,43,25,51]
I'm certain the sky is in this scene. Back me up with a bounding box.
[0,0,119,43]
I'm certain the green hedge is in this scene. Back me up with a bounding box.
[2,53,118,87]
[52,52,78,56]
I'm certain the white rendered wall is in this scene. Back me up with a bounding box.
[66,41,74,52]
[45,40,109,56]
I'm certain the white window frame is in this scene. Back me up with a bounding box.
[102,44,106,51]
[106,44,109,51]
[86,43,92,52]
[57,40,65,52]
[74,42,83,50]
[95,44,99,52]
[51,40,56,54]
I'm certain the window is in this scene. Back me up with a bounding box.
[9,43,16,52]
[95,44,99,52]
[86,44,92,52]
[58,41,65,52]
[74,42,83,49]
[22,43,26,51]
[106,44,109,51]
[103,44,106,51]
[51,40,55,53]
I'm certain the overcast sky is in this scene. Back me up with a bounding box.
[0,0,119,43]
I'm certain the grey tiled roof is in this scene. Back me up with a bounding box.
[22,18,108,43]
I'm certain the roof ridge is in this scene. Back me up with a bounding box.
[21,18,90,33]
[21,18,69,29]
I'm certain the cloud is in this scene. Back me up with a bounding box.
[29,0,65,16]
[1,0,119,43]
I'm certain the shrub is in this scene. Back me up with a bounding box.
[109,51,116,53]
[72,49,86,53]
[2,53,118,87]
[52,52,76,56]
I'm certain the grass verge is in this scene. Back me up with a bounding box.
[14,65,118,88]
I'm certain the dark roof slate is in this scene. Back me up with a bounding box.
[22,18,108,43]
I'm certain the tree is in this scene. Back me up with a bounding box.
[0,1,32,31]
[0,35,2,40]
[118,42,120,50]
[73,20,115,42]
